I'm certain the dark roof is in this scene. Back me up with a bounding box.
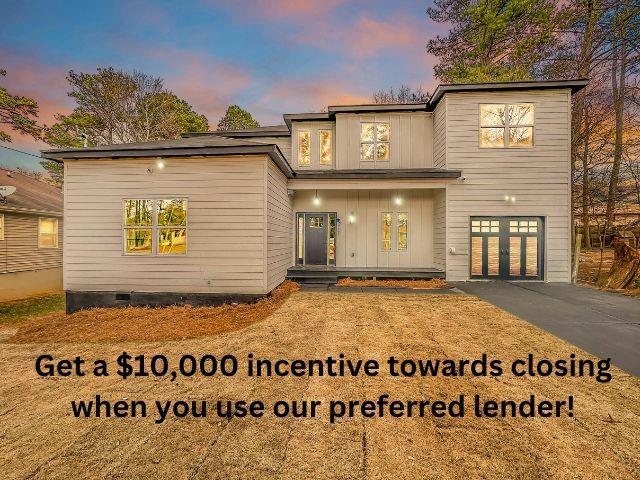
[293,168,461,180]
[182,125,290,138]
[282,79,589,121]
[428,79,589,109]
[0,168,63,215]
[42,135,295,179]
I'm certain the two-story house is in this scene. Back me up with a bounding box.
[43,79,587,312]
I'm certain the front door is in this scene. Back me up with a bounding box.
[470,217,544,280]
[304,214,328,265]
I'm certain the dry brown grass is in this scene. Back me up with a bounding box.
[337,277,450,289]
[8,281,299,344]
[1,291,638,479]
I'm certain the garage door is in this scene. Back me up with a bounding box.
[470,217,544,280]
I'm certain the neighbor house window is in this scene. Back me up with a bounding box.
[361,122,390,161]
[397,213,408,251]
[38,217,59,248]
[381,213,392,251]
[0,214,4,241]
[298,131,311,166]
[123,198,187,255]
[480,104,534,148]
[319,130,332,166]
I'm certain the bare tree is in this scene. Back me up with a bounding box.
[372,85,430,104]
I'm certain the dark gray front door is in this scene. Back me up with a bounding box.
[305,214,328,265]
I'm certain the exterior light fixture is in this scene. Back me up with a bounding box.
[313,190,320,206]
[156,160,165,170]
[394,195,402,206]
[504,195,516,203]
[348,213,356,224]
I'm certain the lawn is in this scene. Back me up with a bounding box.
[0,293,65,325]
[1,291,638,479]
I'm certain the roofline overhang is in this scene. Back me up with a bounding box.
[181,129,290,138]
[428,78,589,110]
[293,168,462,180]
[0,205,63,217]
[42,144,296,179]
[283,112,330,129]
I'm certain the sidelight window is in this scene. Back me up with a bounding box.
[381,213,392,251]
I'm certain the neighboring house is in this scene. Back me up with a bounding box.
[43,79,587,312]
[0,168,63,302]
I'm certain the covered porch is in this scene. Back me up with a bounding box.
[287,177,454,279]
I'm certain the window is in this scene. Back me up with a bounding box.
[381,213,392,251]
[298,131,311,166]
[38,218,59,248]
[480,103,534,148]
[123,198,187,255]
[471,219,499,233]
[397,213,408,251]
[361,122,390,161]
[0,214,4,241]
[510,219,538,233]
[319,130,332,166]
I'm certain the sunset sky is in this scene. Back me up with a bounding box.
[1,0,443,170]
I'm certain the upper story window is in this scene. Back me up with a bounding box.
[360,122,390,161]
[38,217,59,248]
[123,198,187,255]
[298,131,311,166]
[0,214,4,241]
[319,130,332,166]
[480,104,534,148]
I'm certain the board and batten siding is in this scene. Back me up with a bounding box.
[0,211,63,273]
[266,160,292,291]
[292,189,436,269]
[433,99,447,169]
[432,190,446,271]
[335,113,434,170]
[63,156,279,294]
[443,89,572,281]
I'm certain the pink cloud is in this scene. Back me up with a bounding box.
[215,0,352,20]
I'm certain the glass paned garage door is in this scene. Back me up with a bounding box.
[470,217,544,280]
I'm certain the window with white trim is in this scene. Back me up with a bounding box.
[38,217,58,248]
[361,122,390,161]
[123,198,187,255]
[480,103,534,148]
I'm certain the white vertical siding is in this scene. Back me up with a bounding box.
[443,89,572,281]
[292,189,437,269]
[334,113,434,170]
[265,160,293,291]
[63,156,269,294]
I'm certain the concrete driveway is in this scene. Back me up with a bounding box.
[454,282,640,376]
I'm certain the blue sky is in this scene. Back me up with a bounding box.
[1,0,443,170]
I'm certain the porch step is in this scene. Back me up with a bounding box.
[286,270,339,284]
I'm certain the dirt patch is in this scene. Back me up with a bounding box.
[0,291,638,479]
[8,281,299,344]
[337,277,450,289]
[578,249,640,298]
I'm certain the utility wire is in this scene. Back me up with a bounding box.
[0,144,42,159]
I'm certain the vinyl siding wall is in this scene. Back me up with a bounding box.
[433,99,447,169]
[266,160,292,291]
[0,211,63,274]
[63,156,271,294]
[443,89,572,281]
[292,189,437,269]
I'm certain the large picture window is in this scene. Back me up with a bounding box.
[480,103,534,148]
[38,217,59,248]
[123,198,187,255]
[298,131,311,166]
[361,122,390,161]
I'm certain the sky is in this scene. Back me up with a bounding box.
[0,0,443,170]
